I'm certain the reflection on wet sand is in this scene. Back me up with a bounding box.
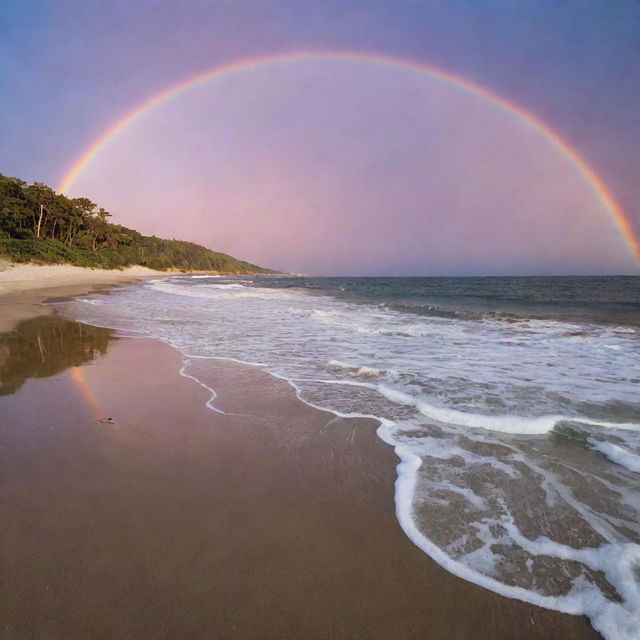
[0,316,115,395]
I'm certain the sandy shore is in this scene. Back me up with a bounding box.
[0,312,599,638]
[0,263,160,332]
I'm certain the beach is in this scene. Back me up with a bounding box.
[0,264,160,333]
[0,270,601,639]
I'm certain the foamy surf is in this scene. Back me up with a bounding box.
[378,421,640,640]
[588,440,640,473]
[55,274,640,640]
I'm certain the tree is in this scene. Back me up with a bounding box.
[23,182,56,238]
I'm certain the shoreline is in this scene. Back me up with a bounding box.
[0,263,275,333]
[0,285,600,638]
[0,263,160,333]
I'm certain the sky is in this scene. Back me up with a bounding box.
[1,0,639,275]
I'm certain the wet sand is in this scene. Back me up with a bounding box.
[0,264,160,333]
[0,315,599,639]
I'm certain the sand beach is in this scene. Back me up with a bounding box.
[0,264,159,333]
[0,270,601,639]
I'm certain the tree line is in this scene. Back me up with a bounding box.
[0,172,269,273]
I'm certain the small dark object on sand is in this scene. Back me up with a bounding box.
[96,417,114,424]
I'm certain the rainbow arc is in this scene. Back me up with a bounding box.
[57,51,640,264]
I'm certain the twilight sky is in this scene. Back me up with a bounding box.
[1,0,639,275]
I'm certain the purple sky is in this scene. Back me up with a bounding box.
[1,1,639,275]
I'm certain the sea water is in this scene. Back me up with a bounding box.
[56,275,640,639]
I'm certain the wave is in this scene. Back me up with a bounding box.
[147,280,302,300]
[326,359,387,379]
[384,302,468,320]
[588,440,640,473]
[375,384,640,435]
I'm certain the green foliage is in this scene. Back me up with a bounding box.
[13,228,34,240]
[0,172,271,273]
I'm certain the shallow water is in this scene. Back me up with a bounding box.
[56,275,640,640]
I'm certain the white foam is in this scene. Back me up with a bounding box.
[147,279,300,301]
[178,362,225,414]
[326,360,384,379]
[614,326,636,334]
[396,434,521,478]
[379,421,640,640]
[376,385,640,435]
[326,359,354,370]
[589,440,640,473]
[428,481,487,509]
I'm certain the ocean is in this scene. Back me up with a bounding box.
[55,275,640,639]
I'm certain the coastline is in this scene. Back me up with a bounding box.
[0,264,285,333]
[0,263,162,333]
[0,285,600,638]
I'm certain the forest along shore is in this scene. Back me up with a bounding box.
[0,172,270,272]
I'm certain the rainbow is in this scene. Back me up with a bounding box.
[58,51,640,264]
[71,366,103,418]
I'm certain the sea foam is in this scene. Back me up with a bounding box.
[589,439,640,473]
